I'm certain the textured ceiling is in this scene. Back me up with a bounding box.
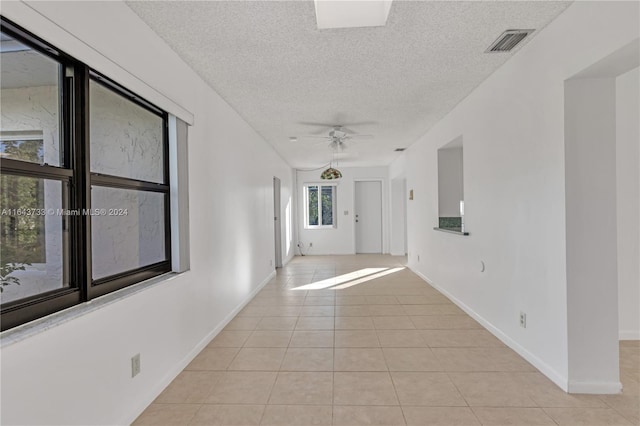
[127,1,571,168]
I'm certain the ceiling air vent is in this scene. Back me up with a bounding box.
[395,148,406,152]
[486,29,534,53]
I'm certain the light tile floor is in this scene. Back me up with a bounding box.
[134,255,640,426]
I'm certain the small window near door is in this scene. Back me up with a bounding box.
[304,184,336,229]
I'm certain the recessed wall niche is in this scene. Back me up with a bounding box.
[436,135,468,235]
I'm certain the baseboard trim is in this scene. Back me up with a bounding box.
[295,252,395,256]
[410,267,570,392]
[619,330,640,340]
[568,380,622,394]
[122,270,276,426]
[298,252,358,256]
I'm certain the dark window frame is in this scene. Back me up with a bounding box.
[0,17,172,331]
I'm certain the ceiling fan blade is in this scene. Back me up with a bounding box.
[339,126,358,134]
[298,135,330,140]
[298,121,333,135]
[339,123,377,134]
[347,134,374,139]
[298,121,336,127]
[344,121,377,126]
[299,121,377,134]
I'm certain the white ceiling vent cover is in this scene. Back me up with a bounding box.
[486,29,534,53]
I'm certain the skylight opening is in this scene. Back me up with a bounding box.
[314,0,393,30]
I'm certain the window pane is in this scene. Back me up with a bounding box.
[0,32,61,166]
[307,186,318,226]
[89,81,164,183]
[91,186,166,280]
[321,186,334,226]
[0,175,67,304]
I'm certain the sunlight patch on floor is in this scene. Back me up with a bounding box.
[332,267,405,289]
[292,267,405,291]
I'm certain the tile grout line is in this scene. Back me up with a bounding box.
[387,367,409,425]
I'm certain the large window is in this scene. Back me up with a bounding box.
[0,18,171,331]
[304,184,336,229]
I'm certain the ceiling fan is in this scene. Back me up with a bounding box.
[293,123,374,150]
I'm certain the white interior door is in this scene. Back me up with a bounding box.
[355,181,382,253]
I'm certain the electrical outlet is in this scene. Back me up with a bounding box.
[309,242,313,247]
[270,260,273,266]
[417,255,420,262]
[131,353,141,377]
[519,312,527,328]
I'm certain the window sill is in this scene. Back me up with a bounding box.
[304,226,337,230]
[0,271,185,348]
[433,227,470,236]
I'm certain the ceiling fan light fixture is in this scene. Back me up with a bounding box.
[321,167,342,180]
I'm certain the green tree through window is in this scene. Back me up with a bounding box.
[0,139,46,264]
[308,185,318,226]
[321,186,333,225]
[306,185,335,228]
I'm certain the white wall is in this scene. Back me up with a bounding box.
[389,153,409,257]
[389,177,407,256]
[390,1,638,393]
[565,76,619,392]
[616,67,640,340]
[296,166,388,255]
[437,146,464,218]
[0,2,294,425]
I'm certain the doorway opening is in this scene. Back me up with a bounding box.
[273,176,282,268]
